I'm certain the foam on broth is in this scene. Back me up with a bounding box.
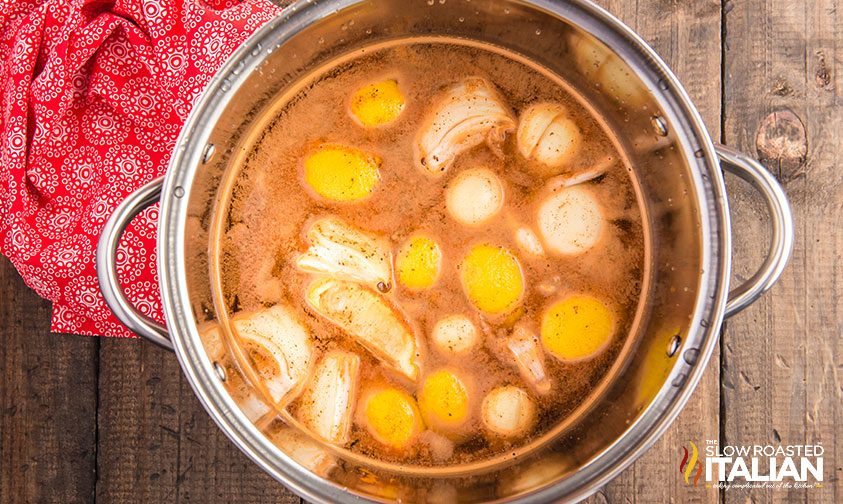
[217,39,644,467]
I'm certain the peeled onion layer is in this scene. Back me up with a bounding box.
[305,278,420,381]
[506,324,552,395]
[545,158,612,192]
[514,226,545,256]
[296,216,392,291]
[414,77,515,175]
[297,350,361,445]
[231,305,314,408]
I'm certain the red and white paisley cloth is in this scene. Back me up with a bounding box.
[0,0,281,337]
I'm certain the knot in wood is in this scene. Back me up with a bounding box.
[755,109,807,179]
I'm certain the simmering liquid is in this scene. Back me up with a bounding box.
[213,39,644,468]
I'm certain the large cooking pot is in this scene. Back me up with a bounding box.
[95,0,794,502]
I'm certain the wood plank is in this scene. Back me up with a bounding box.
[722,0,842,502]
[95,337,300,503]
[0,256,99,504]
[583,1,723,503]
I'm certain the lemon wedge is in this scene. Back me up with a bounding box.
[303,145,381,202]
[350,79,405,127]
[459,244,524,315]
[359,387,424,449]
[541,294,614,361]
[396,234,442,290]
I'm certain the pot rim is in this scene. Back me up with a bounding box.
[157,1,731,502]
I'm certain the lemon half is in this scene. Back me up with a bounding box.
[418,369,470,432]
[541,294,614,361]
[360,387,424,449]
[303,145,381,202]
[397,234,442,290]
[350,79,405,127]
[459,244,524,315]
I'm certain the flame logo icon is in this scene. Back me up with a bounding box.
[679,441,703,487]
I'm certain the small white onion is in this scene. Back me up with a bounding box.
[536,186,604,256]
[431,314,480,355]
[446,167,504,226]
[481,385,536,438]
[516,103,581,171]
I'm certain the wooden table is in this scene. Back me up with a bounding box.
[1,1,840,502]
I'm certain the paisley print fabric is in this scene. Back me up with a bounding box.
[0,0,282,337]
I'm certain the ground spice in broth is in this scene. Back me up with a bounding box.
[220,39,644,467]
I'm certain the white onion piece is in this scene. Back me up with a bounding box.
[419,430,455,462]
[232,305,314,407]
[481,386,536,438]
[537,186,604,256]
[415,77,516,175]
[296,217,392,291]
[514,227,544,256]
[506,325,551,395]
[516,103,581,171]
[297,350,361,445]
[431,314,480,355]
[446,168,504,226]
[238,393,273,423]
[306,278,419,381]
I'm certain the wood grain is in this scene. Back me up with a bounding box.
[1,1,840,503]
[585,1,723,502]
[95,338,300,504]
[722,0,842,503]
[0,256,98,504]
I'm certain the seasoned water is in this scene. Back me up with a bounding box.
[217,38,644,467]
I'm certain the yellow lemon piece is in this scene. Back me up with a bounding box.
[350,79,405,127]
[459,244,524,315]
[418,369,470,431]
[361,387,424,449]
[541,295,614,361]
[303,145,381,202]
[397,235,442,290]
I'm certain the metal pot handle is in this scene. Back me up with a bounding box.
[96,176,173,351]
[716,144,794,318]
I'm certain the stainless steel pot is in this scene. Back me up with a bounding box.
[96,1,794,502]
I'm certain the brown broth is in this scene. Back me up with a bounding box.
[219,40,644,467]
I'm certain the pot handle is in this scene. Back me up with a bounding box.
[96,176,173,351]
[716,144,794,318]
